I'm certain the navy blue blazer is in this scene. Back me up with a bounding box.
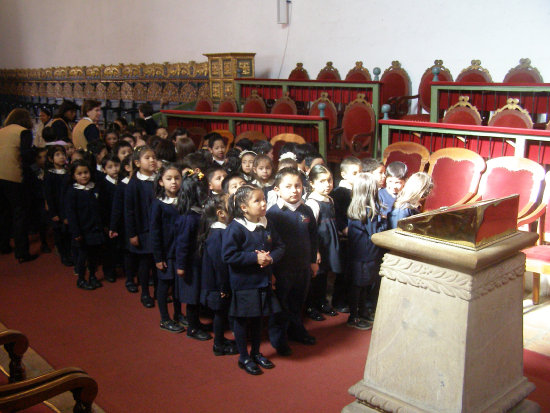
[44,171,70,220]
[98,177,116,228]
[150,199,179,263]
[388,206,418,229]
[175,211,201,273]
[331,185,352,232]
[222,219,284,291]
[378,188,396,219]
[347,214,387,263]
[65,185,104,246]
[109,180,126,233]
[124,177,155,253]
[201,227,230,294]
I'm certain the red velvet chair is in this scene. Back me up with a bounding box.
[503,58,543,83]
[270,133,306,160]
[271,92,298,115]
[309,92,339,150]
[442,96,482,125]
[381,61,412,118]
[217,95,238,113]
[474,156,546,219]
[242,90,267,114]
[382,141,430,178]
[456,59,493,83]
[345,61,371,82]
[316,61,341,81]
[194,97,213,112]
[187,126,207,149]
[488,98,533,129]
[235,130,268,146]
[288,63,310,80]
[423,148,486,211]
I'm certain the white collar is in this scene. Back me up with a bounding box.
[45,140,68,146]
[73,182,95,190]
[214,159,225,165]
[235,216,268,232]
[191,206,202,214]
[137,171,156,181]
[105,175,117,185]
[308,192,331,203]
[96,164,103,172]
[211,222,227,229]
[276,197,303,211]
[48,168,66,175]
[121,177,130,184]
[84,117,93,122]
[252,179,273,188]
[339,180,353,190]
[160,197,178,205]
[144,116,152,120]
[211,190,220,195]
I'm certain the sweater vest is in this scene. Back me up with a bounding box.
[0,124,26,183]
[72,118,93,150]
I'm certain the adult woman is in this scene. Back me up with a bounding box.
[34,107,52,147]
[72,99,101,150]
[48,100,78,143]
[0,109,37,262]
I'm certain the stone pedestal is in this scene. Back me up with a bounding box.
[343,230,540,413]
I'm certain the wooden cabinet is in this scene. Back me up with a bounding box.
[204,53,255,102]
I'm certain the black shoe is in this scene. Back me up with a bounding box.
[360,308,375,323]
[223,338,236,346]
[290,334,316,345]
[238,358,262,375]
[17,254,38,264]
[89,276,102,289]
[320,303,338,316]
[141,295,155,308]
[252,353,275,369]
[105,275,116,283]
[40,244,52,253]
[200,322,214,332]
[347,316,372,330]
[213,342,238,356]
[174,314,189,327]
[334,305,350,313]
[125,282,139,293]
[77,279,95,290]
[306,307,326,321]
[186,328,212,341]
[160,319,185,333]
[276,345,293,356]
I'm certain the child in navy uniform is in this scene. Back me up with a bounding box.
[65,160,105,290]
[125,146,158,308]
[150,164,185,333]
[347,173,388,329]
[29,147,51,253]
[199,195,238,356]
[175,172,211,341]
[222,185,284,375]
[267,167,318,355]
[378,161,407,219]
[99,153,120,282]
[388,172,433,229]
[305,165,340,321]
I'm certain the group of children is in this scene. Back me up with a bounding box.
[27,123,434,376]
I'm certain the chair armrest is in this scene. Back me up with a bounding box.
[466,194,481,204]
[0,330,28,382]
[518,204,547,227]
[388,94,419,118]
[351,133,373,155]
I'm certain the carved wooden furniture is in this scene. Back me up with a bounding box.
[270,133,306,160]
[381,61,412,118]
[423,148,486,211]
[242,90,267,114]
[0,330,28,383]
[271,92,298,115]
[235,130,268,144]
[345,62,371,82]
[488,98,534,129]
[504,58,543,83]
[194,97,213,112]
[210,129,234,152]
[203,52,255,102]
[288,63,310,80]
[316,61,341,81]
[186,126,207,149]
[442,96,482,126]
[217,95,238,113]
[382,141,430,177]
[456,59,493,83]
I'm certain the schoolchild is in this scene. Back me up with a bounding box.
[175,172,211,340]
[138,103,158,136]
[125,146,158,308]
[239,150,256,182]
[234,137,253,152]
[87,139,108,182]
[251,140,274,160]
[346,173,388,329]
[362,158,386,189]
[304,152,325,175]
[99,153,121,283]
[155,126,169,140]
[206,166,227,195]
[222,185,284,375]
[112,140,133,162]
[330,156,361,312]
[109,156,138,293]
[181,152,209,175]
[207,133,226,166]
[265,156,299,209]
[267,167,318,355]
[304,165,340,321]
[103,128,119,152]
[378,161,407,218]
[121,133,136,148]
[388,172,433,229]
[29,147,51,253]
[251,154,274,189]
[221,173,246,195]
[150,164,186,333]
[199,195,238,356]
[224,148,241,175]
[43,145,72,266]
[65,160,105,290]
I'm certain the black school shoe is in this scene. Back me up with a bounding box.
[160,319,185,333]
[306,307,326,321]
[125,281,139,293]
[275,344,293,357]
[289,334,316,346]
[238,358,262,375]
[186,328,212,341]
[252,353,275,369]
[320,303,338,316]
[174,314,189,327]
[360,308,375,323]
[77,279,95,290]
[346,316,372,331]
[213,342,238,356]
[141,295,155,308]
[89,276,102,289]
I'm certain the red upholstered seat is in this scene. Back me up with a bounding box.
[383,141,429,178]
[423,148,486,211]
[340,93,375,156]
[488,98,533,129]
[442,96,482,126]
[288,63,310,80]
[316,61,341,81]
[271,92,297,115]
[345,62,371,82]
[195,97,213,112]
[309,92,338,140]
[242,90,267,114]
[456,59,493,83]
[217,96,238,113]
[381,61,411,117]
[503,58,543,83]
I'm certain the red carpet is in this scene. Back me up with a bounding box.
[0,241,549,412]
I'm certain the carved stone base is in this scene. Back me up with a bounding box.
[345,251,539,413]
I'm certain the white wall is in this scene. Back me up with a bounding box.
[1,0,549,96]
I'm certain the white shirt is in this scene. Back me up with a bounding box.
[276,197,303,212]
[105,175,117,185]
[235,216,268,232]
[214,159,225,166]
[48,168,66,175]
[305,192,332,222]
[338,180,353,190]
[211,222,227,230]
[160,197,177,205]
[121,177,130,184]
[73,182,95,190]
[137,171,156,181]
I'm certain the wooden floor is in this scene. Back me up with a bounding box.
[523,295,550,357]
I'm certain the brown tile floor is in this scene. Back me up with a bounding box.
[524,294,550,356]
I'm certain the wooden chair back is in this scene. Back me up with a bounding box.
[242,90,267,114]
[456,59,493,83]
[423,148,486,211]
[194,97,213,112]
[380,60,411,110]
[210,129,234,152]
[235,130,268,145]
[187,126,207,149]
[488,98,533,129]
[341,93,375,156]
[503,58,543,83]
[418,59,453,113]
[270,133,306,160]
[345,61,371,82]
[316,61,341,81]
[442,96,482,125]
[217,95,238,113]
[383,141,430,177]
[271,92,298,115]
[477,156,546,218]
[288,63,310,80]
[309,92,338,132]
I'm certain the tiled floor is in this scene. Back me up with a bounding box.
[524,294,550,356]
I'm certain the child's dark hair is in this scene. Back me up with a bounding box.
[206,132,225,149]
[224,149,241,174]
[308,164,332,183]
[340,156,362,175]
[197,194,228,257]
[34,146,48,159]
[177,172,207,214]
[45,145,66,169]
[206,165,226,184]
[175,137,196,162]
[361,158,384,173]
[119,156,132,181]
[132,145,154,170]
[386,161,407,179]
[120,132,136,145]
[104,126,120,138]
[101,152,121,169]
[251,140,273,155]
[228,185,261,219]
[198,148,213,166]
[42,126,57,143]
[222,173,245,193]
[236,138,253,151]
[87,139,106,158]
[181,152,208,172]
[154,163,182,199]
[305,152,324,168]
[112,140,133,157]
[154,139,176,163]
[279,142,297,159]
[169,127,188,142]
[274,166,301,187]
[138,103,154,117]
[295,143,315,163]
[69,159,91,183]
